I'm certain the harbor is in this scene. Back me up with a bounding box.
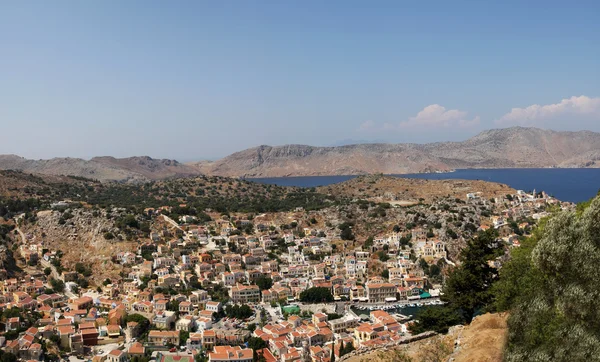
[349,298,445,320]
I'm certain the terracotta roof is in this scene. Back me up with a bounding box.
[108,349,124,357]
[57,325,75,335]
[148,330,178,338]
[128,342,145,355]
[209,346,253,361]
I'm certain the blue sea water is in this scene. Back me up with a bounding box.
[250,168,600,203]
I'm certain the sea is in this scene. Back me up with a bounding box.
[250,168,600,203]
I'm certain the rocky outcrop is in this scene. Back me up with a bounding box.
[194,127,600,177]
[338,331,438,361]
[21,208,136,284]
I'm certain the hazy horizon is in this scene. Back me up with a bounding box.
[2,125,599,163]
[1,1,599,160]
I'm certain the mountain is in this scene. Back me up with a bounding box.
[2,127,599,180]
[0,155,202,182]
[193,127,600,177]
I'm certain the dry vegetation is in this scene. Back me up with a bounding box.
[346,313,508,362]
[22,208,137,284]
[318,174,515,204]
[0,170,86,198]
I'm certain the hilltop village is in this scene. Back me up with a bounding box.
[0,173,570,362]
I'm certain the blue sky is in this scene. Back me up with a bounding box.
[1,1,599,160]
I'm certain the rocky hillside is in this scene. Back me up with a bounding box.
[318,174,515,204]
[0,170,70,197]
[3,127,599,180]
[21,208,139,284]
[0,155,202,182]
[345,313,507,362]
[195,127,600,177]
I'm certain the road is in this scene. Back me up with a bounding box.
[14,214,28,244]
[348,297,443,310]
[444,257,456,266]
[161,214,183,231]
[40,259,63,282]
[335,302,346,314]
[262,303,283,322]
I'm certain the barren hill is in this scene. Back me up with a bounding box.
[194,127,600,177]
[2,127,599,180]
[0,155,202,182]
[0,170,88,198]
[317,174,515,204]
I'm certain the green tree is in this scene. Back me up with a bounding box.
[179,330,189,345]
[225,304,253,319]
[0,352,17,362]
[255,276,273,291]
[409,306,463,334]
[419,258,429,274]
[502,196,600,361]
[326,313,343,321]
[167,300,180,312]
[492,218,548,313]
[50,278,65,292]
[299,287,334,303]
[124,314,150,333]
[340,341,355,356]
[340,227,354,241]
[364,236,374,249]
[375,250,389,262]
[442,228,501,322]
[247,336,267,351]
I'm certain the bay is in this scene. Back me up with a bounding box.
[250,168,600,203]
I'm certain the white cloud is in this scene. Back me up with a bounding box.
[360,104,479,132]
[496,95,600,126]
[358,120,376,131]
[398,104,480,129]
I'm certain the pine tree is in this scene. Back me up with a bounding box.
[442,228,501,322]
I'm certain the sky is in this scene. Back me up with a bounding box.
[1,1,599,161]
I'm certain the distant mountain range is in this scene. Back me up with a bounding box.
[1,127,599,181]
[0,155,200,182]
[192,127,600,177]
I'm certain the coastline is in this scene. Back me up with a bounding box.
[248,168,600,203]
[245,166,599,179]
